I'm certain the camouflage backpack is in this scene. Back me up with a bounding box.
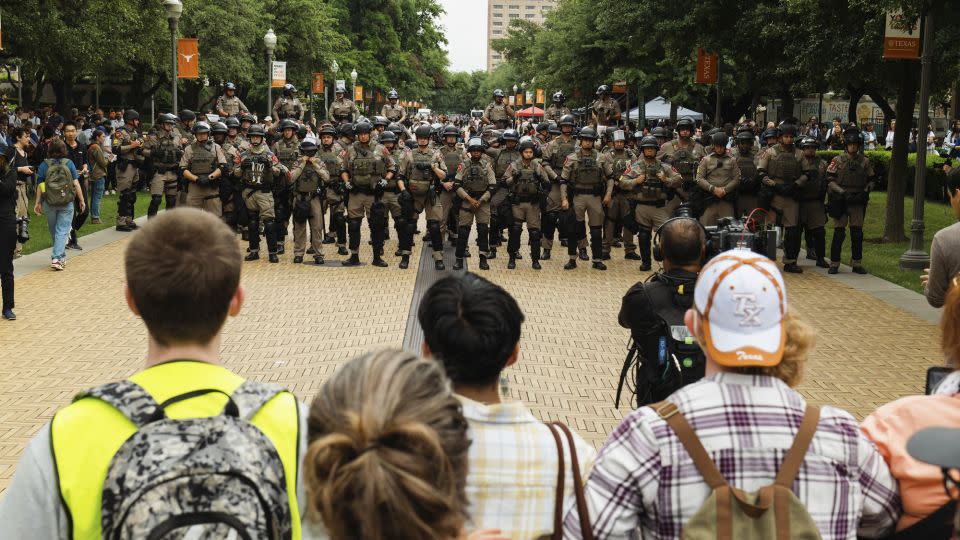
[43,158,75,206]
[78,379,294,540]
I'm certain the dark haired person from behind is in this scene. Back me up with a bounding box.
[0,208,307,539]
[618,217,706,406]
[418,273,596,539]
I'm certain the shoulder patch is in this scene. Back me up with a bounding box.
[826,157,839,174]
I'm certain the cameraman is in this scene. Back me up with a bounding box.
[618,216,706,406]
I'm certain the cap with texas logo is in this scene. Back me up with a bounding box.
[693,248,788,367]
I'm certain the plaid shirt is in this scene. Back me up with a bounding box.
[563,373,900,539]
[457,395,597,539]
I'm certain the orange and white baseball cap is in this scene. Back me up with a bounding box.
[693,248,788,367]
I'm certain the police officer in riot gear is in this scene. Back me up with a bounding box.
[316,124,348,256]
[210,122,238,226]
[437,124,464,245]
[560,127,613,270]
[216,82,248,117]
[236,124,284,263]
[486,129,521,259]
[272,118,300,255]
[619,136,683,271]
[114,110,143,231]
[180,121,227,216]
[798,136,829,268]
[482,89,515,130]
[273,84,304,121]
[758,124,808,273]
[289,139,330,265]
[591,85,621,129]
[599,130,638,260]
[501,138,549,269]
[141,112,183,219]
[545,91,572,123]
[695,132,740,226]
[732,128,761,217]
[340,121,396,267]
[825,126,877,274]
[381,89,407,123]
[453,138,497,270]
[328,83,359,124]
[658,117,705,212]
[397,125,447,270]
[540,114,578,259]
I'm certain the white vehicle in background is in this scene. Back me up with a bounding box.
[417,108,432,119]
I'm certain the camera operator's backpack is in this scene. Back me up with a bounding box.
[78,380,293,539]
[43,158,75,206]
[652,401,823,540]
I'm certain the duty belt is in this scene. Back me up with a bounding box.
[636,200,666,207]
[571,187,602,196]
[155,166,177,173]
[353,185,375,195]
[512,194,539,203]
[467,190,486,199]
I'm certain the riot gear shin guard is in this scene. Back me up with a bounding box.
[147,195,163,218]
[248,214,261,252]
[477,223,491,256]
[850,226,864,263]
[488,216,500,247]
[165,194,177,211]
[638,227,652,267]
[456,225,471,258]
[568,221,585,257]
[263,219,279,255]
[784,226,801,262]
[830,227,845,263]
[396,217,412,253]
[529,228,542,261]
[508,224,522,255]
[813,227,827,263]
[333,213,347,245]
[426,220,443,253]
[348,217,363,252]
[589,226,603,260]
[542,210,557,244]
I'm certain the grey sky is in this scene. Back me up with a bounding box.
[437,0,487,73]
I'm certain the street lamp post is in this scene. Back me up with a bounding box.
[350,68,358,111]
[899,13,935,269]
[328,59,339,118]
[163,0,182,115]
[264,28,277,120]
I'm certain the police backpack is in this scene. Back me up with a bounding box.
[79,380,294,540]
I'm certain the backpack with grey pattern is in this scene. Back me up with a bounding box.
[77,379,294,540]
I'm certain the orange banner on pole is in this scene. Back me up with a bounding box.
[516,93,524,106]
[882,11,920,59]
[536,88,544,104]
[695,48,718,84]
[177,38,199,79]
[312,73,325,93]
[612,81,628,93]
[354,85,363,101]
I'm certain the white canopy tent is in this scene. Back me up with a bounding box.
[627,96,703,121]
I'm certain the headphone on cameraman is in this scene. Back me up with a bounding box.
[652,216,708,263]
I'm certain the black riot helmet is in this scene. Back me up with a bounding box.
[279,118,298,132]
[354,121,373,135]
[211,121,228,135]
[558,114,575,128]
[710,132,727,147]
[318,124,337,137]
[493,88,505,98]
[553,91,565,103]
[225,82,237,92]
[501,129,520,142]
[283,83,296,96]
[763,127,780,140]
[639,135,659,150]
[467,137,484,153]
[191,121,211,135]
[247,124,266,138]
[548,122,560,135]
[378,130,397,144]
[519,138,536,152]
[676,118,695,135]
[338,123,354,138]
[158,113,177,125]
[225,116,241,129]
[798,136,818,149]
[123,109,140,123]
[578,127,598,140]
[596,85,610,96]
[779,123,797,137]
[387,122,404,137]
[735,129,755,143]
[179,109,197,123]
[843,126,862,145]
[414,124,433,139]
[442,124,459,138]
[651,126,668,139]
[299,139,318,155]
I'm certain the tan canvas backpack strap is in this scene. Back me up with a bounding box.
[550,422,594,540]
[546,423,566,540]
[774,405,820,488]
[651,401,727,489]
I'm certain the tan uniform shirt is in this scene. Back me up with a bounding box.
[216,95,248,117]
[381,103,406,123]
[544,104,572,123]
[560,149,614,199]
[483,101,515,126]
[591,96,621,127]
[328,98,359,123]
[695,152,741,193]
[454,156,496,202]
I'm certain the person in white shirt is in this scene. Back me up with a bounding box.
[885,119,896,149]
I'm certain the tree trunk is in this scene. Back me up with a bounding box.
[778,90,794,121]
[865,89,896,122]
[669,102,677,123]
[846,86,864,124]
[52,78,71,115]
[951,81,958,122]
[883,61,920,243]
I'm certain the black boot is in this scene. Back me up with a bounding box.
[293,255,303,263]
[507,255,516,269]
[592,260,607,270]
[783,262,803,273]
[453,258,464,270]
[435,259,445,271]
[264,219,279,262]
[564,258,577,270]
[479,255,490,270]
[542,248,551,260]
[342,253,361,266]
[589,226,604,263]
[337,246,349,256]
[244,252,259,261]
[399,254,410,269]
[850,226,866,273]
[578,247,589,261]
[314,255,324,265]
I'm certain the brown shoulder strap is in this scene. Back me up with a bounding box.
[774,405,820,488]
[651,401,727,489]
[546,423,566,540]
[550,422,594,540]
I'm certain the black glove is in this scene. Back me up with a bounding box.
[540,180,552,192]
[399,189,413,204]
[196,174,211,187]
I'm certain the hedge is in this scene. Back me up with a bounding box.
[815,150,950,201]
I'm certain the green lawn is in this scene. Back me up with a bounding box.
[811,191,956,294]
[22,191,152,255]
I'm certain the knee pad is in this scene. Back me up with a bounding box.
[509,223,523,237]
[577,221,588,241]
[528,228,542,244]
[426,220,441,236]
[477,223,489,236]
[833,227,847,241]
[150,195,163,205]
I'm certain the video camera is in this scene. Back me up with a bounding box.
[675,203,779,261]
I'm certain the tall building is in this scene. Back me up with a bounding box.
[487,0,555,72]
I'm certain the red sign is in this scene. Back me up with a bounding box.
[696,48,718,84]
[312,73,324,94]
[177,39,200,79]
[882,12,920,60]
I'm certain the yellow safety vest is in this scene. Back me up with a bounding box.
[50,360,302,539]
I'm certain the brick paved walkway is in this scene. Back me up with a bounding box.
[0,223,943,491]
